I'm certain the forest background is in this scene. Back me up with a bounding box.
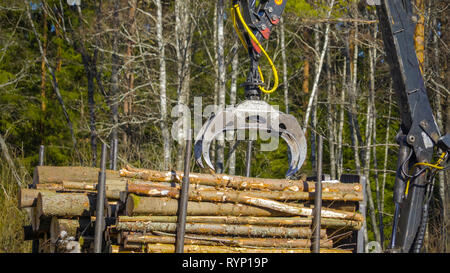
[0,0,448,252]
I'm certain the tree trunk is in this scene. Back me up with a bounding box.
[347,24,362,176]
[414,0,425,72]
[40,7,47,142]
[156,0,171,170]
[216,0,226,173]
[78,44,98,167]
[363,33,381,245]
[25,2,81,163]
[123,0,137,148]
[380,86,392,242]
[229,38,239,175]
[337,58,347,179]
[303,1,335,132]
[110,0,121,162]
[326,46,336,180]
[175,0,193,171]
[281,17,289,113]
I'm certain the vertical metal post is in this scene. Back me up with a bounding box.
[113,139,118,170]
[357,175,367,253]
[245,140,253,177]
[312,135,323,253]
[110,138,118,171]
[94,144,107,253]
[32,145,45,253]
[175,129,192,253]
[38,145,45,166]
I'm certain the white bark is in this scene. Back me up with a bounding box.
[229,40,239,176]
[175,0,193,170]
[350,24,361,177]
[364,35,381,245]
[337,59,346,179]
[303,0,335,132]
[281,17,289,114]
[216,0,226,173]
[381,86,392,221]
[326,47,336,180]
[156,0,171,170]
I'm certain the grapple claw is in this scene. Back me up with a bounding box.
[194,100,307,177]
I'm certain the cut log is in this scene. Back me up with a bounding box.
[36,192,95,218]
[34,166,122,184]
[35,184,64,190]
[117,215,362,229]
[126,194,363,221]
[62,181,126,192]
[125,233,333,248]
[126,195,288,217]
[111,245,143,253]
[127,181,363,202]
[18,188,58,208]
[144,243,352,253]
[121,165,361,192]
[114,221,327,238]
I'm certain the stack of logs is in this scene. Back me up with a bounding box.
[19,165,364,253]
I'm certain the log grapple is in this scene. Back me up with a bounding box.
[194,0,307,177]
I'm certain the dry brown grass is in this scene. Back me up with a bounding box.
[0,163,31,253]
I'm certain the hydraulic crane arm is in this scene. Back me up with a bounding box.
[232,0,287,99]
[373,0,450,252]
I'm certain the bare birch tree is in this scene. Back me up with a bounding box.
[156,0,171,170]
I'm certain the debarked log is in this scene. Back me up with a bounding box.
[121,165,361,192]
[127,181,362,202]
[114,221,327,239]
[125,233,333,248]
[110,245,143,253]
[126,195,288,217]
[126,194,363,221]
[117,215,362,229]
[143,243,351,253]
[33,166,122,184]
[36,192,95,218]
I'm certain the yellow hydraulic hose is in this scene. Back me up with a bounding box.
[232,3,279,94]
[404,152,447,196]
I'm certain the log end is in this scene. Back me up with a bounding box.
[126,194,139,216]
